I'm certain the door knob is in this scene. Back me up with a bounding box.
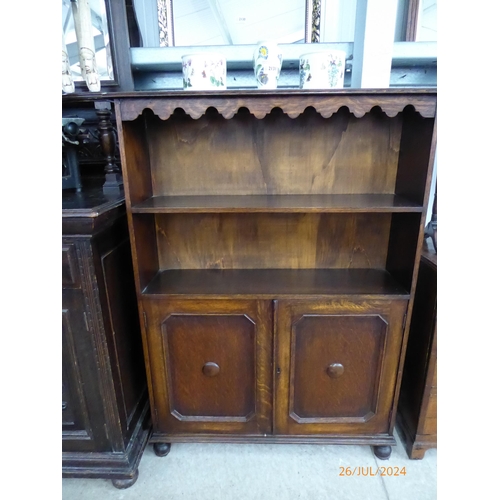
[202,362,220,377]
[326,363,344,378]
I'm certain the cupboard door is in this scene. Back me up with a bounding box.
[275,299,407,436]
[142,299,273,435]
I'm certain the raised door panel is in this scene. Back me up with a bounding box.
[142,299,272,436]
[62,291,110,452]
[62,307,93,439]
[275,299,407,436]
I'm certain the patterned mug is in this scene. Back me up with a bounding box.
[253,41,283,89]
[299,50,346,89]
[182,53,227,90]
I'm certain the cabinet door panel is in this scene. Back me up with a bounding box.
[142,299,272,435]
[292,314,387,421]
[275,299,407,436]
[166,314,256,419]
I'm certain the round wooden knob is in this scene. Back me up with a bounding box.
[326,363,344,378]
[202,362,220,377]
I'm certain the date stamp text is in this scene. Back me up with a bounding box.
[339,466,406,477]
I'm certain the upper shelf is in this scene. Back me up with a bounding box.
[131,194,424,214]
[114,89,437,121]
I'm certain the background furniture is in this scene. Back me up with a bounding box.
[62,187,150,488]
[397,235,437,459]
[114,88,437,460]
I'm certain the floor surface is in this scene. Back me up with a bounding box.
[62,427,437,499]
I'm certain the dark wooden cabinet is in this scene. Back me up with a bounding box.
[62,188,150,488]
[110,89,436,459]
[397,239,437,459]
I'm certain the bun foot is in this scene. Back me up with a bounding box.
[112,470,138,489]
[373,445,392,460]
[153,442,171,457]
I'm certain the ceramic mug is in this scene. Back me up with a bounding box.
[253,41,283,89]
[299,50,346,89]
[182,53,227,90]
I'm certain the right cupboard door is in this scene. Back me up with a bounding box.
[274,299,408,436]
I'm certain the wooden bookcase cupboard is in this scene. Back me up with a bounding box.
[115,89,437,460]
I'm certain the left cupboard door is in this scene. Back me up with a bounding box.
[141,299,273,437]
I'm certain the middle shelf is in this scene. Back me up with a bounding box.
[131,194,424,214]
[142,268,410,300]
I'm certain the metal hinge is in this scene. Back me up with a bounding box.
[143,311,148,330]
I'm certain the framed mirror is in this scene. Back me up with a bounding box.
[62,0,136,91]
[156,0,327,47]
[404,0,437,41]
[62,0,114,82]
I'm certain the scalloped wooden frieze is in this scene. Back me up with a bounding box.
[118,94,436,122]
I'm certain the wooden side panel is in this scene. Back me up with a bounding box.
[96,234,148,443]
[397,249,437,458]
[148,108,402,196]
[395,108,436,205]
[156,213,392,270]
[118,115,154,206]
[275,299,407,436]
[132,214,160,291]
[142,299,273,436]
[386,213,422,292]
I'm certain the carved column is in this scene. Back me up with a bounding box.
[95,101,123,194]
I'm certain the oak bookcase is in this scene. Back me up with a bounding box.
[114,89,437,459]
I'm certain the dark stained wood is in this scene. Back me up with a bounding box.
[291,315,388,419]
[155,213,392,271]
[274,299,408,437]
[397,239,437,459]
[149,433,396,445]
[112,470,139,490]
[62,187,125,235]
[145,108,402,196]
[62,189,150,482]
[395,107,436,205]
[153,442,171,457]
[115,113,153,207]
[386,213,422,292]
[142,269,410,299]
[95,101,123,193]
[141,299,273,436]
[62,87,437,100]
[113,89,437,121]
[130,214,160,292]
[110,90,437,454]
[132,194,424,213]
[373,445,392,460]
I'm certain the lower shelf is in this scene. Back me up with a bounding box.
[142,268,410,299]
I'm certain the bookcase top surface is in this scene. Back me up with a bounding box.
[63,87,436,100]
[114,89,436,121]
[63,88,437,120]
